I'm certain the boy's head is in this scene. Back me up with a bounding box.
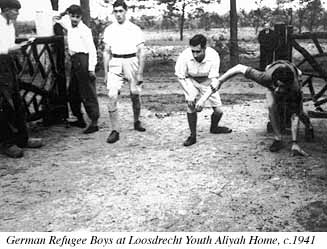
[271,65,296,96]
[66,4,83,27]
[113,0,127,24]
[189,34,207,63]
[0,0,21,22]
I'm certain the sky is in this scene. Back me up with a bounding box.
[16,0,327,21]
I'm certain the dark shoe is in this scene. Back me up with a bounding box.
[210,126,232,134]
[269,140,284,152]
[26,138,43,148]
[134,121,146,132]
[2,145,24,158]
[83,125,99,134]
[183,136,196,146]
[305,127,314,141]
[69,119,86,128]
[106,130,119,143]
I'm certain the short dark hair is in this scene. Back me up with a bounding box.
[189,34,207,49]
[0,0,21,10]
[67,4,83,16]
[272,66,294,85]
[113,0,128,10]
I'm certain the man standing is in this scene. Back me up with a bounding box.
[196,60,314,156]
[0,0,42,158]
[103,0,146,144]
[53,5,100,134]
[175,34,232,147]
[258,23,277,70]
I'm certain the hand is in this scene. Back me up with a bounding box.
[187,100,195,110]
[195,100,205,112]
[89,71,96,81]
[53,16,61,22]
[136,73,143,85]
[291,143,309,157]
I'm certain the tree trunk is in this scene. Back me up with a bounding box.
[229,0,239,66]
[80,0,91,27]
[180,3,186,41]
[50,0,59,10]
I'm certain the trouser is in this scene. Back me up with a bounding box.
[0,55,28,147]
[260,47,274,71]
[69,53,99,122]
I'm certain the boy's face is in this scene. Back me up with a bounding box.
[191,44,206,63]
[4,8,19,21]
[69,13,82,27]
[113,6,126,24]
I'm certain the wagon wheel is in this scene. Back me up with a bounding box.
[295,52,327,118]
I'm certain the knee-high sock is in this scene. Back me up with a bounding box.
[187,112,197,137]
[211,112,223,130]
[109,110,119,131]
[131,94,141,122]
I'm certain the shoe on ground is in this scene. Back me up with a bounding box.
[134,121,146,132]
[25,138,43,148]
[269,140,284,152]
[83,125,99,134]
[305,127,314,141]
[69,119,86,128]
[183,136,196,146]
[210,126,232,134]
[106,130,119,143]
[2,145,24,158]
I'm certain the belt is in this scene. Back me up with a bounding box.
[112,53,136,58]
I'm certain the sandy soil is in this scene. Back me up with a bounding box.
[0,76,327,232]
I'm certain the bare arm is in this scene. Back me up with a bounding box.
[103,44,112,83]
[195,64,249,111]
[136,43,145,84]
[290,114,308,156]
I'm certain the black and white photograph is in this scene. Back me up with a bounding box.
[0,0,327,235]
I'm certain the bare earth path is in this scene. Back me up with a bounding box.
[0,78,327,232]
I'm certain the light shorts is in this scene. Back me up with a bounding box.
[107,57,141,94]
[184,78,222,107]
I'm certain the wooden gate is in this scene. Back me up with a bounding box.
[15,35,68,124]
[276,24,327,118]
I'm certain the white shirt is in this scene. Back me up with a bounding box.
[103,20,144,55]
[57,16,97,71]
[0,14,16,54]
[175,47,220,80]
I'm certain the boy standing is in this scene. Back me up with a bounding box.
[53,5,100,134]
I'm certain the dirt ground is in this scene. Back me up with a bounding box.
[1,74,327,232]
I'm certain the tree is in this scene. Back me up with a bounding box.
[229,0,239,66]
[157,0,221,40]
[50,0,59,10]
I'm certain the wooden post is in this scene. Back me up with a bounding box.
[274,23,293,61]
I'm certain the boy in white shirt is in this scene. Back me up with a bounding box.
[103,0,146,144]
[53,5,100,134]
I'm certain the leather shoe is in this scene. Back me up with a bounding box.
[2,145,24,158]
[210,126,232,134]
[134,121,146,132]
[106,130,119,143]
[69,119,86,128]
[269,140,284,152]
[183,136,196,146]
[26,138,43,148]
[83,125,99,134]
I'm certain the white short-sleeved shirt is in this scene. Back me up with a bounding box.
[103,20,144,55]
[175,47,220,80]
[57,16,97,71]
[0,15,15,54]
